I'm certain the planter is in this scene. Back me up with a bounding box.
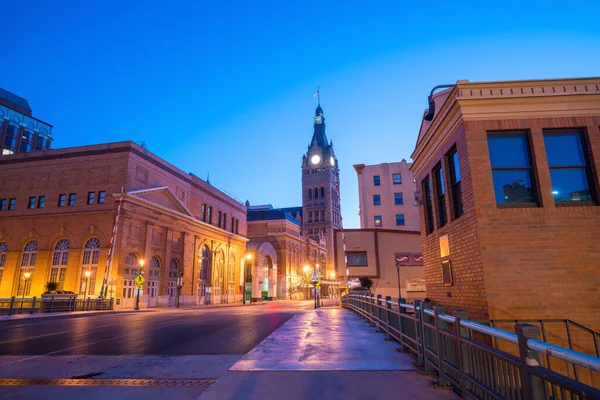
[40,294,78,313]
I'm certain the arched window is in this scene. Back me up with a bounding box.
[308,189,312,200]
[321,187,325,198]
[123,252,139,299]
[199,246,209,280]
[80,238,100,296]
[18,240,38,295]
[0,242,7,288]
[214,250,224,297]
[228,253,236,295]
[148,256,160,298]
[50,239,69,290]
[168,259,179,297]
[314,188,319,199]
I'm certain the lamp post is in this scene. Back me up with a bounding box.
[20,271,31,313]
[176,272,183,308]
[303,264,310,300]
[135,259,144,311]
[396,256,408,301]
[329,271,335,298]
[313,263,319,309]
[84,270,91,298]
[244,253,252,305]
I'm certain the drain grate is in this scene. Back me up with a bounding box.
[0,378,217,387]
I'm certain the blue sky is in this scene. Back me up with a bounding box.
[3,1,599,228]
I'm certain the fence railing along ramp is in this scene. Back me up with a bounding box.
[342,293,600,400]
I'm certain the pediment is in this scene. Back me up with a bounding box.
[127,187,193,217]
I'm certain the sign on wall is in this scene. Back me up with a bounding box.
[395,253,424,266]
[406,277,426,292]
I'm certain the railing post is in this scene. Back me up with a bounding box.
[376,295,383,332]
[420,299,433,372]
[454,310,472,396]
[30,297,37,314]
[384,296,392,340]
[515,324,545,400]
[414,300,425,368]
[86,297,91,311]
[8,296,16,315]
[369,294,376,327]
[433,305,449,388]
[398,298,409,352]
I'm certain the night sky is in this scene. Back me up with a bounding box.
[3,0,599,227]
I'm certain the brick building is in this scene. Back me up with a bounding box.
[353,160,420,231]
[410,77,600,332]
[246,205,327,301]
[0,87,52,156]
[0,141,247,308]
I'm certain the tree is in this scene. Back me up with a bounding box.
[359,277,373,290]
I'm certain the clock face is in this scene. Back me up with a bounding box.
[311,154,321,165]
[330,157,335,166]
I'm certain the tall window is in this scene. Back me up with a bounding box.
[488,133,536,205]
[8,198,15,210]
[80,238,100,296]
[396,214,405,226]
[0,242,7,288]
[235,219,239,234]
[308,211,313,223]
[394,193,404,205]
[38,196,45,208]
[374,215,382,227]
[314,188,319,199]
[218,211,222,228]
[423,176,434,234]
[223,213,227,230]
[28,197,36,209]
[18,240,38,296]
[148,256,160,298]
[0,199,6,211]
[58,194,66,207]
[231,216,235,233]
[434,163,447,227]
[208,206,213,224]
[393,173,402,184]
[201,204,207,221]
[373,195,381,206]
[200,246,209,280]
[228,253,236,295]
[308,189,312,200]
[68,193,76,206]
[87,192,96,205]
[373,175,381,186]
[544,131,595,203]
[214,250,224,297]
[50,239,69,290]
[98,191,106,204]
[447,147,464,217]
[123,252,139,299]
[320,187,325,198]
[168,259,179,297]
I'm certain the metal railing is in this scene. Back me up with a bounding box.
[342,293,600,400]
[0,296,114,316]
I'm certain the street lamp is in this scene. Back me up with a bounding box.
[329,271,335,298]
[84,270,91,298]
[396,256,408,301]
[135,259,144,311]
[176,272,183,308]
[303,265,310,300]
[20,271,31,313]
[313,263,319,309]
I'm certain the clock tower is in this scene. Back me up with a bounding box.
[301,103,342,278]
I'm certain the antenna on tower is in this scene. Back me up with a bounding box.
[206,172,211,185]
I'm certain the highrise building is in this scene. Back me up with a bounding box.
[0,88,52,156]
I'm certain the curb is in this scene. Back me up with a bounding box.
[0,309,157,324]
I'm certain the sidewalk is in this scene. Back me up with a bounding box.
[199,307,458,400]
[0,308,156,323]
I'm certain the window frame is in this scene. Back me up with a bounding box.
[373,175,381,186]
[347,251,368,266]
[395,214,405,226]
[392,173,402,184]
[0,199,6,211]
[487,131,539,207]
[446,146,464,218]
[543,129,597,205]
[87,192,96,205]
[373,215,382,227]
[8,198,16,211]
[441,260,453,286]
[58,194,66,207]
[394,192,404,205]
[373,194,381,206]
[68,193,76,207]
[28,196,36,209]
[98,191,106,204]
[422,176,434,234]
[38,196,45,208]
[433,163,447,228]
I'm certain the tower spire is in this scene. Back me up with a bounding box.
[317,86,320,106]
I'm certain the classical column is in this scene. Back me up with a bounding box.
[268,264,277,300]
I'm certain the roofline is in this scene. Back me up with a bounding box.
[334,228,421,235]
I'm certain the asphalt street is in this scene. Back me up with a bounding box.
[0,302,311,357]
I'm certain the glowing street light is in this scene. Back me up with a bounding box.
[243,252,253,305]
[135,259,144,310]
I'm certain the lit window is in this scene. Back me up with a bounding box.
[50,239,69,290]
[80,238,100,296]
[373,195,381,206]
[374,215,382,227]
[544,131,595,203]
[393,173,402,184]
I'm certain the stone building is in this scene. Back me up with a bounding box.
[245,205,327,301]
[410,77,600,332]
[0,141,247,308]
[0,87,52,156]
[353,160,420,232]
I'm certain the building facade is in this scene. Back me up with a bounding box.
[246,205,327,301]
[0,88,52,156]
[353,160,419,231]
[0,141,247,308]
[334,229,425,300]
[301,104,342,279]
[410,77,600,333]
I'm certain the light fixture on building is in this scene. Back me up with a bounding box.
[423,84,455,121]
